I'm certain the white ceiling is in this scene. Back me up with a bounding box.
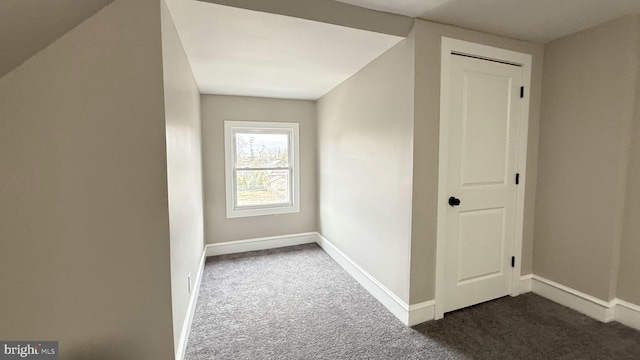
[337,0,640,43]
[3,0,640,100]
[165,0,403,100]
[165,0,640,101]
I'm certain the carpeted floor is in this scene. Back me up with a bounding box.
[185,244,640,359]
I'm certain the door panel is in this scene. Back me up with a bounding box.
[457,207,505,284]
[443,54,522,313]
[460,73,511,186]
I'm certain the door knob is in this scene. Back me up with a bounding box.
[448,196,461,207]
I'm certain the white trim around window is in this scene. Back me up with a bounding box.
[224,121,300,218]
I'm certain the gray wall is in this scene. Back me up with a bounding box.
[0,0,114,78]
[535,15,640,301]
[316,20,544,305]
[201,95,317,243]
[0,0,175,358]
[409,19,544,303]
[199,0,412,37]
[161,0,205,353]
[618,29,640,304]
[317,37,416,303]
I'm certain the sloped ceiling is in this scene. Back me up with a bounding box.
[5,0,640,99]
[0,0,114,79]
[336,0,640,43]
[166,0,405,99]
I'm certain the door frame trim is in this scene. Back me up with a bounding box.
[434,37,532,320]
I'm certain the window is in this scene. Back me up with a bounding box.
[224,121,300,218]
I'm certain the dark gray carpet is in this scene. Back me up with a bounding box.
[185,244,640,359]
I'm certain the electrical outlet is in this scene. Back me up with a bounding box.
[188,272,192,294]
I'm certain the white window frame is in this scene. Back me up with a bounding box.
[224,121,300,218]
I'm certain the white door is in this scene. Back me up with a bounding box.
[443,54,523,313]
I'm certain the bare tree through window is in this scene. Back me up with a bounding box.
[234,132,291,207]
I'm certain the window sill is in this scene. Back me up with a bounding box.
[226,204,300,219]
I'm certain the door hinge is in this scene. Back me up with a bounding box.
[511,256,515,268]
[520,86,524,98]
[515,173,520,185]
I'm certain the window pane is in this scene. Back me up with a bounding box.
[235,132,289,168]
[236,169,290,207]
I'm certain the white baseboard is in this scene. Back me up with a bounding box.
[530,275,640,331]
[408,300,436,326]
[531,275,615,323]
[205,232,317,257]
[175,250,206,360]
[316,233,434,326]
[615,299,640,331]
[519,274,532,293]
[205,232,435,326]
[200,232,640,331]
